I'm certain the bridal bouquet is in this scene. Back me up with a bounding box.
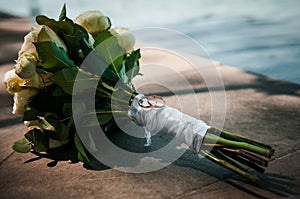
[3,5,274,183]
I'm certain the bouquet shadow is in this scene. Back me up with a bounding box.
[223,173,299,198]
[24,127,297,198]
[176,148,298,198]
[25,143,110,170]
[23,125,178,170]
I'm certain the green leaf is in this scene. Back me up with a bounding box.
[95,99,112,109]
[66,17,89,45]
[79,34,93,57]
[44,113,69,141]
[25,116,56,131]
[66,117,75,134]
[93,30,125,76]
[62,103,72,117]
[12,138,32,153]
[25,129,49,152]
[34,41,76,71]
[50,67,98,95]
[28,90,62,113]
[125,49,141,81]
[59,4,67,21]
[101,67,120,86]
[51,86,69,98]
[98,113,113,125]
[38,116,56,131]
[23,107,43,121]
[62,19,90,53]
[74,132,90,163]
[80,113,112,127]
[52,86,67,97]
[88,131,97,152]
[71,102,86,116]
[80,100,113,127]
[36,15,89,64]
[79,50,120,87]
[36,15,72,34]
[93,30,110,47]
[36,15,88,45]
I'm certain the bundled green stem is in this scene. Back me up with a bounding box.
[219,148,268,167]
[208,128,274,157]
[200,127,275,183]
[200,150,259,183]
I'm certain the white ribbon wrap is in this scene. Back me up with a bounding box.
[128,94,209,152]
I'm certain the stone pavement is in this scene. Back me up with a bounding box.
[0,15,299,199]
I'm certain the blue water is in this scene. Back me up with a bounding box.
[1,0,299,84]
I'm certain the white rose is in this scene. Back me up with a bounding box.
[18,28,38,57]
[75,10,111,34]
[19,25,67,57]
[17,72,47,88]
[15,53,37,79]
[12,88,38,116]
[3,69,49,95]
[3,69,22,95]
[109,27,135,52]
[12,25,65,86]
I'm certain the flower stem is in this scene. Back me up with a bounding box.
[210,148,248,172]
[200,150,259,183]
[83,110,128,116]
[219,148,268,167]
[220,149,266,174]
[207,128,274,157]
[204,133,272,158]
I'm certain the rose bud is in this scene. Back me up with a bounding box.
[75,10,111,35]
[109,27,136,52]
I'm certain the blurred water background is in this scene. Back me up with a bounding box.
[1,0,299,84]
